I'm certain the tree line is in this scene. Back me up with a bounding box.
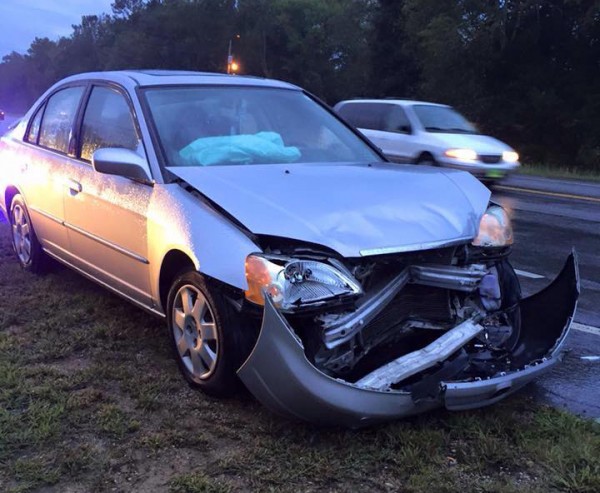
[1,0,598,170]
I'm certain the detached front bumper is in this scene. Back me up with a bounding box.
[238,253,579,428]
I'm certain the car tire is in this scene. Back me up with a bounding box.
[9,194,46,273]
[417,153,437,166]
[166,271,244,397]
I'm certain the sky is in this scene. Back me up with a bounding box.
[0,0,115,59]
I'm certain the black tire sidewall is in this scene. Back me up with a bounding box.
[417,154,437,166]
[166,271,242,397]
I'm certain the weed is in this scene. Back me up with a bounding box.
[0,222,598,492]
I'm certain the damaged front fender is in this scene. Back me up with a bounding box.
[237,252,579,428]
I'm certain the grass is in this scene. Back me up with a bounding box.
[0,221,599,492]
[519,162,600,182]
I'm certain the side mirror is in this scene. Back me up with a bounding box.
[397,125,412,134]
[92,148,151,183]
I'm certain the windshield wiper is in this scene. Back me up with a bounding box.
[447,128,478,134]
[425,126,477,134]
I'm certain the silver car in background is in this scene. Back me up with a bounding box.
[0,71,577,427]
[334,99,520,182]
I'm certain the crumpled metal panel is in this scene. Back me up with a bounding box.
[237,295,440,428]
[355,320,483,391]
[146,184,261,300]
[170,163,490,258]
[411,263,488,291]
[238,254,579,427]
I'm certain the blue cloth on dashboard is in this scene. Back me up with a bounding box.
[179,131,300,166]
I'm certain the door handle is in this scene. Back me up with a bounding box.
[65,179,82,195]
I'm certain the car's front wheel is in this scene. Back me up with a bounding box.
[9,194,46,273]
[417,153,438,166]
[167,271,244,397]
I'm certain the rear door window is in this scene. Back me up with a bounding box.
[338,102,404,132]
[383,105,411,134]
[26,104,45,144]
[38,86,85,154]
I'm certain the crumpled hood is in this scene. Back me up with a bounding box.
[170,163,491,258]
[429,132,514,154]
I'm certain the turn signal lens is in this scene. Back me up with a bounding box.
[244,255,284,306]
[472,205,513,247]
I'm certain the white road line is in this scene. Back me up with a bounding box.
[514,269,545,279]
[572,322,600,337]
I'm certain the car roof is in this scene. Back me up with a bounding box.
[337,99,450,108]
[55,70,300,90]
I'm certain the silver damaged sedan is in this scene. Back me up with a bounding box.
[0,71,579,427]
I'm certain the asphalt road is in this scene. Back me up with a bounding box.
[2,113,598,418]
[493,175,600,419]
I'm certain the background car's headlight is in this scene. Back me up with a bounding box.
[444,148,478,161]
[472,205,513,247]
[245,255,362,310]
[502,151,519,163]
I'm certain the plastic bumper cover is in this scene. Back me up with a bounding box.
[238,253,579,427]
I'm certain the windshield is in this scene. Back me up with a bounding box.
[143,86,382,167]
[412,104,477,134]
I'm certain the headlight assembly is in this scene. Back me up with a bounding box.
[472,205,513,247]
[444,148,478,161]
[502,151,519,163]
[245,255,362,310]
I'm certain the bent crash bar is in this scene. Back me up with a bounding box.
[238,253,579,428]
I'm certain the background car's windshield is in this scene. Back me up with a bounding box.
[412,105,477,134]
[143,86,382,167]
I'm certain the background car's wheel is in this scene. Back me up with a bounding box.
[9,194,46,273]
[417,153,437,166]
[167,271,244,397]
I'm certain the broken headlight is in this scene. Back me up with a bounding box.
[472,205,513,247]
[245,254,362,311]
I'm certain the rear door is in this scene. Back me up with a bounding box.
[63,84,154,308]
[337,102,414,163]
[16,85,86,257]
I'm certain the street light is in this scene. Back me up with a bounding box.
[227,34,241,75]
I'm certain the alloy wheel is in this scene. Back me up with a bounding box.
[11,203,32,265]
[171,284,219,380]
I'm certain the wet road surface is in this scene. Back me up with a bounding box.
[493,175,600,419]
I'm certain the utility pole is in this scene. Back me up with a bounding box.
[227,35,240,74]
